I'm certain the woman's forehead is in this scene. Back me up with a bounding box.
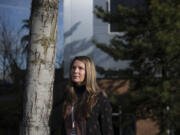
[72,60,85,66]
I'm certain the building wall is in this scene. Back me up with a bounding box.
[63,0,94,78]
[136,119,159,135]
[63,0,129,78]
[97,79,159,135]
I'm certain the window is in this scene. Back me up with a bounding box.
[108,0,144,33]
[108,0,122,33]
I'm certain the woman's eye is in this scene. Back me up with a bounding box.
[79,67,84,70]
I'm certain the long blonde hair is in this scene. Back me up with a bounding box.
[63,56,101,120]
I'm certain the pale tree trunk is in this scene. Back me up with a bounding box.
[20,0,59,135]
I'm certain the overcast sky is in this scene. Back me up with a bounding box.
[0,0,64,65]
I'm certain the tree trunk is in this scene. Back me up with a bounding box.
[20,0,59,135]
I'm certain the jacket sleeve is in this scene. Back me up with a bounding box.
[99,95,114,135]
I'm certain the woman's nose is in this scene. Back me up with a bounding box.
[74,68,79,73]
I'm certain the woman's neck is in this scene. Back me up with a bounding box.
[74,84,86,97]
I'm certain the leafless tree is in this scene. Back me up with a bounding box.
[0,20,26,82]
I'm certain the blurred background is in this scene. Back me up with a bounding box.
[0,0,180,135]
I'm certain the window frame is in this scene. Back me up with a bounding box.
[107,0,121,35]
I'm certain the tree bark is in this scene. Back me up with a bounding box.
[20,0,59,135]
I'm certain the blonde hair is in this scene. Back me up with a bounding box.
[63,56,101,120]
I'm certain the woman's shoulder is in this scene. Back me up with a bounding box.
[97,91,109,103]
[95,91,112,112]
[97,90,107,97]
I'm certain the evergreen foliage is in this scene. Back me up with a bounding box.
[94,0,180,134]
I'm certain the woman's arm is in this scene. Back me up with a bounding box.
[99,95,114,135]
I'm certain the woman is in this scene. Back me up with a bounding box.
[63,56,114,135]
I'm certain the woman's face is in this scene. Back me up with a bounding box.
[71,60,86,85]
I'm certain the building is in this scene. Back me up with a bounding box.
[63,0,129,78]
[63,0,159,135]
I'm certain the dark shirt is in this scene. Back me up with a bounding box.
[62,91,114,135]
[86,92,114,135]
